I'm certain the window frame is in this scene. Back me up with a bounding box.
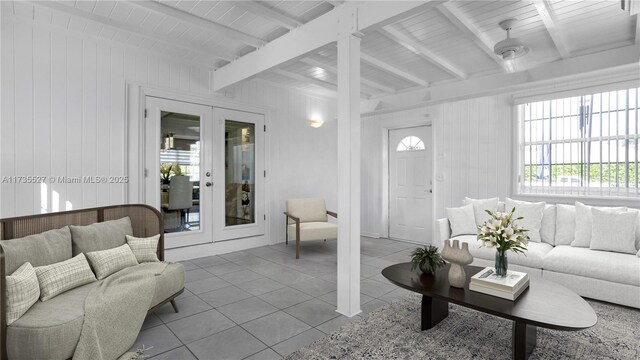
[514,86,639,200]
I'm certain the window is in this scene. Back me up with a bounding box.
[517,87,639,198]
[396,136,425,151]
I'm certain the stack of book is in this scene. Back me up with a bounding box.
[469,267,530,300]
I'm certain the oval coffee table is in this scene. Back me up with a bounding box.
[382,263,597,360]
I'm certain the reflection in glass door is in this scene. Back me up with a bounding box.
[215,108,265,241]
[145,97,213,248]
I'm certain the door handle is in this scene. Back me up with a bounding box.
[205,182,213,187]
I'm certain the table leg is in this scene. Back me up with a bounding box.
[512,321,536,360]
[421,295,449,330]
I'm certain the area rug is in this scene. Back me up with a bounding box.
[287,293,640,360]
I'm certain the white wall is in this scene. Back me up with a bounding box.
[0,13,337,255]
[361,95,512,239]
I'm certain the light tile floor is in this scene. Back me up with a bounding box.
[132,237,416,360]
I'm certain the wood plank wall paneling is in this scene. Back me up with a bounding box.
[361,96,512,240]
[0,18,213,217]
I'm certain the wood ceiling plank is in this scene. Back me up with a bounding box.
[300,57,396,93]
[235,1,302,30]
[361,52,429,87]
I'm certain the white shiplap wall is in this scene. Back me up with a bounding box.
[0,14,338,251]
[361,95,512,240]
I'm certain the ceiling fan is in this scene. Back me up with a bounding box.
[493,18,530,60]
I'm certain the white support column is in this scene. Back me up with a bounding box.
[336,33,361,317]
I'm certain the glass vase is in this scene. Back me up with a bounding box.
[495,251,508,277]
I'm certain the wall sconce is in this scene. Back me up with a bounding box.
[308,118,324,128]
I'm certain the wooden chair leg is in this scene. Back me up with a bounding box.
[170,299,179,313]
[296,223,301,259]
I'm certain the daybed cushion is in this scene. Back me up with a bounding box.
[126,234,160,263]
[86,244,139,280]
[150,262,185,308]
[69,217,133,255]
[35,253,96,301]
[0,226,72,274]
[6,281,97,360]
[287,222,337,241]
[451,235,554,269]
[543,245,640,287]
[6,263,40,326]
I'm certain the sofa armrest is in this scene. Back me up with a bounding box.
[434,218,451,249]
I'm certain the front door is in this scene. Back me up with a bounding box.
[144,97,213,248]
[388,126,433,243]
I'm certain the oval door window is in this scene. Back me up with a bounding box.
[396,136,425,151]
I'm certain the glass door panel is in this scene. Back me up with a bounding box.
[214,108,265,241]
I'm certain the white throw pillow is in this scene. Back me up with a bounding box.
[86,244,139,280]
[628,208,640,252]
[446,204,477,237]
[6,262,40,325]
[463,197,499,226]
[505,198,546,243]
[555,204,576,246]
[590,209,638,254]
[126,234,160,263]
[35,253,96,301]
[540,205,556,245]
[572,202,627,248]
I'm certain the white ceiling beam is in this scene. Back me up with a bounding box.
[300,57,395,94]
[436,3,510,73]
[235,1,302,30]
[378,25,466,79]
[361,53,429,87]
[213,1,433,91]
[533,0,571,58]
[130,0,265,48]
[273,69,371,99]
[326,1,343,7]
[32,1,232,62]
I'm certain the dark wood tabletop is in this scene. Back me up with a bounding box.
[382,262,597,331]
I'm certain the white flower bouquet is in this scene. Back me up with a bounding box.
[477,208,529,254]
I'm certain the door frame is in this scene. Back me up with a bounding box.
[127,84,271,246]
[382,121,435,242]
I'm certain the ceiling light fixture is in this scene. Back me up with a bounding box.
[494,19,529,60]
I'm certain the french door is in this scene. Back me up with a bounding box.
[144,97,265,248]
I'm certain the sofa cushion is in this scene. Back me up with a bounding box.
[572,202,626,248]
[69,217,133,256]
[150,262,185,308]
[463,197,499,226]
[35,253,96,301]
[590,209,638,255]
[446,204,477,237]
[0,227,72,274]
[505,198,545,243]
[6,281,97,360]
[6,262,40,326]
[287,222,337,241]
[554,204,576,246]
[451,235,553,269]
[126,234,160,263]
[540,204,556,245]
[543,245,640,287]
[86,244,139,280]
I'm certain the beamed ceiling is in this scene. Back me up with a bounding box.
[7,1,639,100]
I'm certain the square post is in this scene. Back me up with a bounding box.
[336,33,361,317]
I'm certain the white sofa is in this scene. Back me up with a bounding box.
[435,201,640,309]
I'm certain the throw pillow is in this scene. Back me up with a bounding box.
[590,209,638,255]
[463,197,499,226]
[6,262,40,325]
[572,202,627,248]
[35,253,96,301]
[540,204,556,245]
[629,208,640,252]
[446,204,477,237]
[505,198,546,243]
[0,226,72,274]
[86,244,139,280]
[69,217,133,256]
[554,204,576,246]
[126,234,160,263]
